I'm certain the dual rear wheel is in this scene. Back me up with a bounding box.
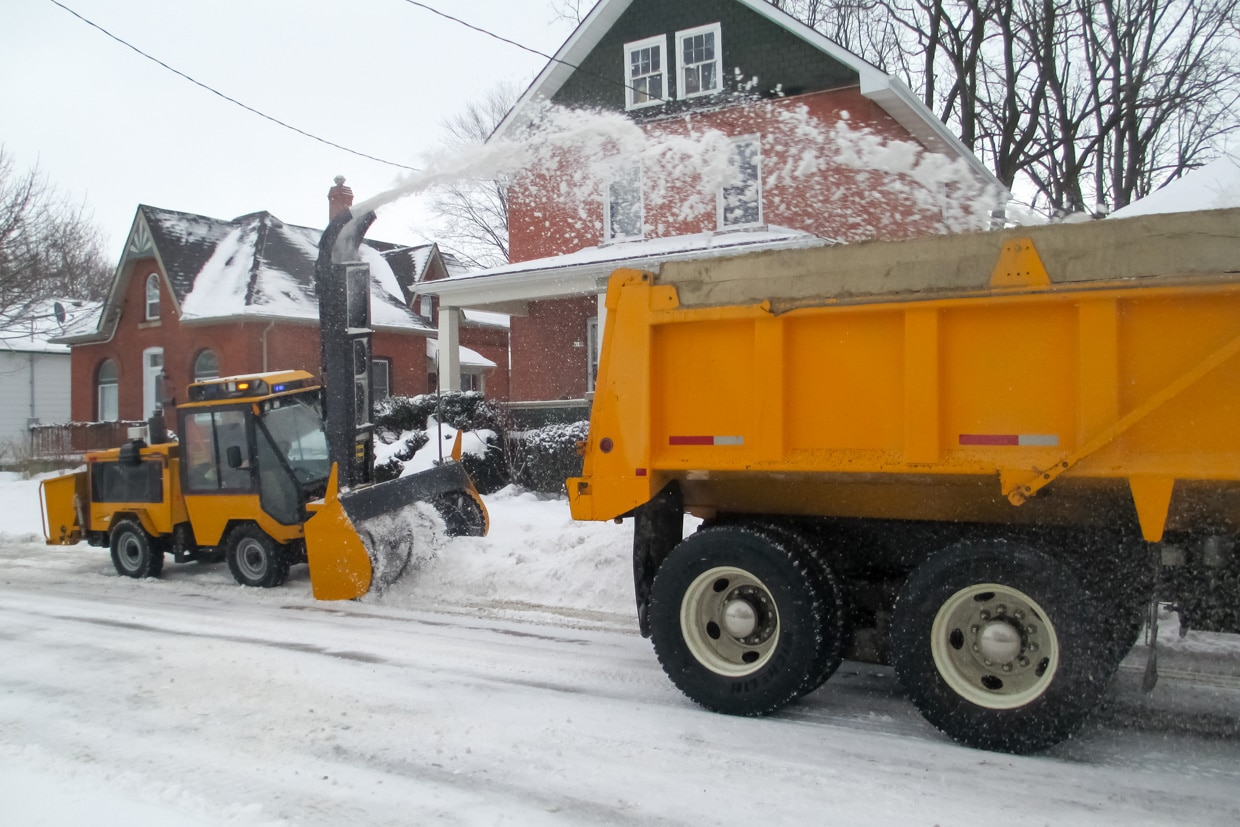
[650,528,1116,753]
[648,526,844,717]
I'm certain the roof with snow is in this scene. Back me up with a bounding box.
[1109,154,1240,219]
[0,298,103,355]
[417,226,829,312]
[63,206,452,344]
[495,0,999,189]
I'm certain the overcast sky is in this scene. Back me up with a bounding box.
[1,0,580,260]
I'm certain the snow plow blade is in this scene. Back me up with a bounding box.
[304,461,488,601]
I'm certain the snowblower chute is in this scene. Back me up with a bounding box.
[303,206,488,601]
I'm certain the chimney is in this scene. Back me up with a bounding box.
[327,175,354,221]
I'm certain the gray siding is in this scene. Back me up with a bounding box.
[0,352,72,452]
[552,0,858,115]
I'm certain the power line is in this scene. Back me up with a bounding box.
[45,0,419,172]
[396,0,642,100]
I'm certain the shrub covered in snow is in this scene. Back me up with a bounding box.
[375,392,504,434]
[510,421,588,495]
[374,393,508,491]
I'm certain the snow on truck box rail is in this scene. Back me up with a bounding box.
[571,206,1240,755]
[658,206,1240,310]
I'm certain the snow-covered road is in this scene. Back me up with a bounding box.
[3,483,1240,826]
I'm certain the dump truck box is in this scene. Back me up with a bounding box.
[569,207,1240,754]
[571,207,1240,540]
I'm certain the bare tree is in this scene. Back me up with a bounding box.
[548,0,590,25]
[423,84,520,269]
[0,147,111,328]
[770,0,1240,215]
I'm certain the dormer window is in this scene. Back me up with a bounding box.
[144,273,160,320]
[677,24,722,99]
[625,35,667,110]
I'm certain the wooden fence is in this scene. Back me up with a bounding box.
[28,421,147,459]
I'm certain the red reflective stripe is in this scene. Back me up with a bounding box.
[959,434,1019,446]
[635,468,647,477]
[669,435,714,445]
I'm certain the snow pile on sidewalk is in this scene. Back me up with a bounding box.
[373,485,640,623]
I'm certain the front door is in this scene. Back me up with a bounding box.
[142,347,164,418]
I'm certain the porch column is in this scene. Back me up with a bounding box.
[437,306,461,392]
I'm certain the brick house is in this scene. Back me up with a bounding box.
[60,180,509,425]
[421,0,1002,416]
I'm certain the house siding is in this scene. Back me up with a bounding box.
[0,351,71,450]
[68,254,483,423]
[553,0,858,113]
[510,297,597,402]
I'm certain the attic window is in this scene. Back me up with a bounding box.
[625,35,667,110]
[677,23,722,99]
[144,273,160,320]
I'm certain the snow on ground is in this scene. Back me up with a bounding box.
[3,471,1240,825]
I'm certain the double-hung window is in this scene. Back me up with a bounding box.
[604,161,643,242]
[144,273,160,320]
[624,35,667,110]
[718,137,763,229]
[677,23,721,99]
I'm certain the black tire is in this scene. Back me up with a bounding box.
[747,523,846,696]
[225,526,289,588]
[648,526,830,716]
[431,490,486,537]
[109,519,164,579]
[891,540,1111,754]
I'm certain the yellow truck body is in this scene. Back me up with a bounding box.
[569,207,1240,753]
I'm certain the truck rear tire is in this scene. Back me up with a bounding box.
[891,541,1110,753]
[747,522,846,696]
[648,526,835,716]
[109,520,164,579]
[226,526,290,588]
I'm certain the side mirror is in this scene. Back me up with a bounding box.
[226,445,244,469]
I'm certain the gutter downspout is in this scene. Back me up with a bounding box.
[260,320,276,371]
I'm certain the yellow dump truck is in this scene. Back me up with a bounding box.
[569,207,1240,753]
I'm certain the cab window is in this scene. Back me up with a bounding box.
[182,409,254,492]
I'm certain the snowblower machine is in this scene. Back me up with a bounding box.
[39,207,488,600]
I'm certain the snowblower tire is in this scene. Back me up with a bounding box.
[226,526,290,588]
[110,519,164,579]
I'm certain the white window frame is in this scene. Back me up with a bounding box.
[142,347,164,418]
[717,136,763,230]
[624,35,668,111]
[603,160,643,242]
[460,371,485,394]
[144,273,161,321]
[586,317,600,393]
[676,23,722,100]
[372,357,391,402]
[97,359,119,421]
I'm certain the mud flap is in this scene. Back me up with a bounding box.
[304,462,489,601]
